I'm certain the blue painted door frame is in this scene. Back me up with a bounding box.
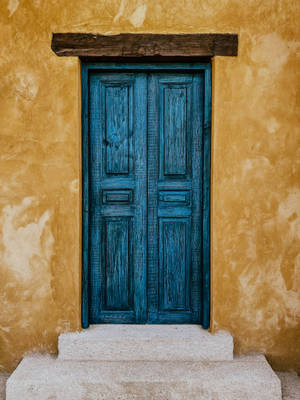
[81,63,211,328]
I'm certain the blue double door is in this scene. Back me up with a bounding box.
[88,70,206,324]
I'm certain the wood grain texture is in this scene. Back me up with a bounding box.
[81,63,89,329]
[147,72,202,324]
[105,85,129,174]
[163,86,187,175]
[52,33,238,58]
[104,218,132,310]
[88,72,147,324]
[160,219,190,311]
[202,67,212,329]
[81,63,211,327]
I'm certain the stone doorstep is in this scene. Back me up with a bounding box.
[6,354,282,400]
[58,325,234,361]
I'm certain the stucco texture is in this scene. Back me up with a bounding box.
[0,0,299,373]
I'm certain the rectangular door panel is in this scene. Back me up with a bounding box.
[159,79,192,180]
[89,72,147,323]
[148,72,204,323]
[163,87,187,176]
[105,85,131,175]
[103,217,133,311]
[159,218,191,312]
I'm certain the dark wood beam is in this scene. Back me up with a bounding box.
[51,33,238,58]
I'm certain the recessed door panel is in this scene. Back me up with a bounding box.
[104,85,131,175]
[103,217,133,311]
[159,218,191,312]
[163,87,187,176]
[159,80,192,180]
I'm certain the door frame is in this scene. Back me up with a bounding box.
[81,62,211,329]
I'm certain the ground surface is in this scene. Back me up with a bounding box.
[0,371,299,399]
[0,375,9,400]
[276,372,300,400]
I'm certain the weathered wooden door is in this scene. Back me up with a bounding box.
[83,64,211,327]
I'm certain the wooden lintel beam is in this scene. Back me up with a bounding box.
[51,33,238,58]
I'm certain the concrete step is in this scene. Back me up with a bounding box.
[6,354,282,400]
[58,325,234,361]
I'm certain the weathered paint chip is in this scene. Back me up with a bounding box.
[251,33,290,75]
[15,70,40,101]
[7,0,19,17]
[128,4,147,27]
[1,197,54,282]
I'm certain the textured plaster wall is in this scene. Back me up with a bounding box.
[0,0,299,373]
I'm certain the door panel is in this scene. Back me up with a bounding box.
[88,69,205,324]
[163,86,188,176]
[159,218,191,312]
[103,217,133,311]
[148,73,203,323]
[104,85,130,174]
[89,73,147,323]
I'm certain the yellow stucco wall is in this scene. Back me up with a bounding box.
[0,1,299,373]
